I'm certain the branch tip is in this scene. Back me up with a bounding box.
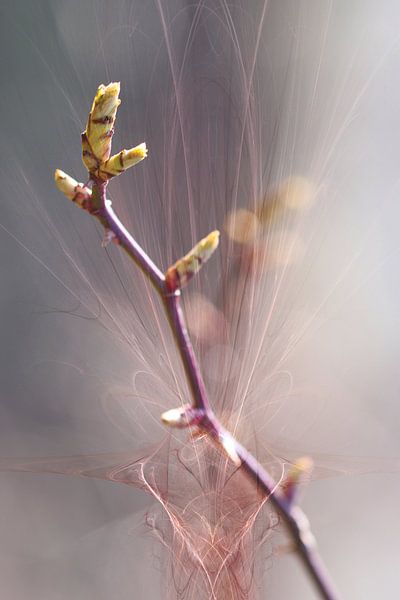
[81,82,147,181]
[82,82,121,172]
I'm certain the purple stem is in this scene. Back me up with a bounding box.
[95,181,341,600]
[102,195,212,414]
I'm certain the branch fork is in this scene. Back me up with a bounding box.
[55,82,341,600]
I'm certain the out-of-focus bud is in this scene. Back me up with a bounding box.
[258,176,316,225]
[54,169,92,208]
[257,191,286,225]
[279,176,316,211]
[185,293,227,344]
[165,230,220,291]
[224,209,260,244]
[81,82,121,172]
[161,404,205,428]
[282,456,314,505]
[241,231,305,276]
[97,143,148,180]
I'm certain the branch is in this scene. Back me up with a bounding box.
[55,82,341,600]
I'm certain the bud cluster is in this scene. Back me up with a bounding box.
[55,82,148,206]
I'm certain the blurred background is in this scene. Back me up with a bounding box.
[1,0,400,598]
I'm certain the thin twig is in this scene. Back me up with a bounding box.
[94,179,341,600]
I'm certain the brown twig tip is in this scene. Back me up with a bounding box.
[165,230,220,291]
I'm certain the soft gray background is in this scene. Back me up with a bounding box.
[1,1,400,598]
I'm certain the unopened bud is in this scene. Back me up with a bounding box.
[224,209,260,244]
[82,82,121,172]
[54,169,92,208]
[165,230,220,291]
[97,143,148,180]
[161,404,205,428]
